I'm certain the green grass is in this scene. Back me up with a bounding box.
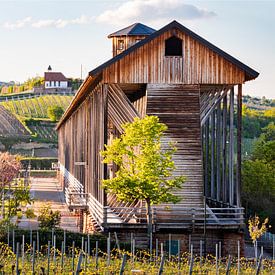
[0,95,73,119]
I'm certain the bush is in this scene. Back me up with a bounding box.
[47,105,64,122]
[37,203,61,230]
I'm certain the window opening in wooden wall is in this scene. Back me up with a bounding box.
[118,40,125,50]
[165,36,183,56]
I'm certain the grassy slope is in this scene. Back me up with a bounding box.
[0,95,72,119]
[0,95,72,142]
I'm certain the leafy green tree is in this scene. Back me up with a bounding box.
[242,122,275,232]
[38,203,61,229]
[101,116,185,239]
[47,105,64,122]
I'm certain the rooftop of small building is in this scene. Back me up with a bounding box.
[108,22,156,38]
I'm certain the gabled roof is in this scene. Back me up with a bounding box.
[44,72,67,82]
[91,20,259,81]
[108,22,156,37]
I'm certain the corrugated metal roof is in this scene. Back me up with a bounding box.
[91,20,259,81]
[108,22,156,37]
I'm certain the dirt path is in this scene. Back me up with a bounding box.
[19,177,79,232]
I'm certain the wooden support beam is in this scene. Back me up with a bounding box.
[229,87,234,205]
[236,84,242,206]
[210,111,216,199]
[216,101,221,201]
[103,84,108,209]
[222,95,227,202]
[204,119,209,197]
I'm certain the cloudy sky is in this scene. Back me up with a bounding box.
[0,0,274,98]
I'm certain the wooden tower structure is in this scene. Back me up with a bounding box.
[57,21,259,254]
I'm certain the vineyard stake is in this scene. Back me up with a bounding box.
[156,238,159,260]
[119,254,127,275]
[64,230,66,254]
[95,241,98,270]
[47,241,51,275]
[22,235,25,269]
[189,244,194,275]
[114,232,121,255]
[215,243,219,275]
[53,235,56,269]
[160,243,164,257]
[15,242,19,275]
[177,239,181,270]
[107,236,111,266]
[37,230,39,253]
[200,240,203,268]
[72,241,75,275]
[256,254,263,275]
[12,229,15,253]
[132,238,135,263]
[225,255,231,275]
[30,229,32,246]
[261,246,264,271]
[158,255,165,275]
[81,236,84,251]
[168,234,171,261]
[32,241,36,275]
[75,251,83,275]
[87,234,90,257]
[150,232,153,259]
[84,241,87,273]
[61,241,64,271]
[51,228,54,246]
[7,226,9,247]
[237,240,240,275]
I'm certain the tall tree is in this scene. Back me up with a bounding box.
[0,152,21,217]
[101,116,185,240]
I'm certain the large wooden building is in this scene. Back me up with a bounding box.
[57,21,259,253]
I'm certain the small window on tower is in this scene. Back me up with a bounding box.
[118,40,125,50]
[165,36,183,56]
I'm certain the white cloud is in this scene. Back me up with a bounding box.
[96,0,216,27]
[3,15,93,30]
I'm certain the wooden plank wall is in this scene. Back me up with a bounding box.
[103,29,245,84]
[146,84,204,207]
[58,83,107,204]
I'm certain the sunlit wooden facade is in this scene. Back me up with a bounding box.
[57,21,258,253]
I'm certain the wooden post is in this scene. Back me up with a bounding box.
[216,101,221,201]
[229,87,234,205]
[222,95,227,202]
[236,84,242,206]
[204,120,209,197]
[211,111,216,199]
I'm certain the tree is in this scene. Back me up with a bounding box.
[101,116,185,240]
[242,122,275,232]
[0,152,21,218]
[47,105,64,122]
[38,203,61,230]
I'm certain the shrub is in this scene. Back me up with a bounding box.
[37,203,61,230]
[47,105,64,122]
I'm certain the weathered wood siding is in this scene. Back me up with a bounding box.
[111,35,148,57]
[58,83,107,204]
[146,84,204,207]
[103,29,245,84]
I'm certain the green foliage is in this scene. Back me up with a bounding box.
[242,122,275,232]
[47,105,64,122]
[25,208,36,219]
[0,95,72,119]
[101,116,185,205]
[242,105,275,138]
[37,203,61,229]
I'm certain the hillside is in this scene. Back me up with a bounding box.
[0,105,29,137]
[0,95,72,119]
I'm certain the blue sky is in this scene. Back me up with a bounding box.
[0,0,274,98]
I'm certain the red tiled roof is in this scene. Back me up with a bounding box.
[44,72,67,81]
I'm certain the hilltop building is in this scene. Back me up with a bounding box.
[44,67,68,89]
[57,21,259,254]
